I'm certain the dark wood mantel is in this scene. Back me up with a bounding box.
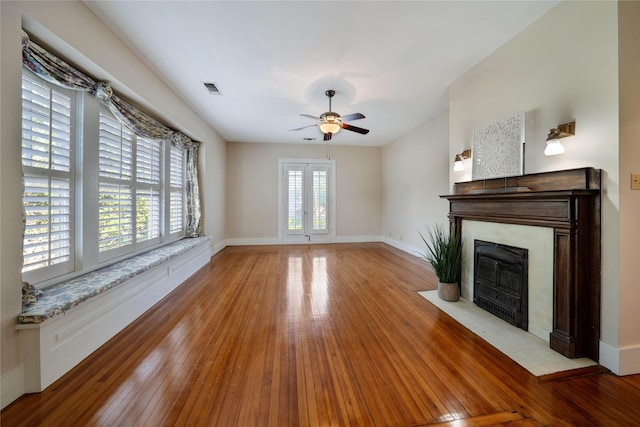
[443,168,601,360]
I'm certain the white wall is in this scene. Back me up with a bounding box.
[1,0,226,407]
[617,0,640,375]
[225,142,382,242]
[381,112,450,254]
[449,1,632,373]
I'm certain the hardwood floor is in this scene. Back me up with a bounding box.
[3,243,640,426]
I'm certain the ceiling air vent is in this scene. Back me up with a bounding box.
[203,82,221,95]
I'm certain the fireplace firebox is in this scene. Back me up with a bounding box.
[474,240,528,330]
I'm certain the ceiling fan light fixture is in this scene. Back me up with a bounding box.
[319,122,341,134]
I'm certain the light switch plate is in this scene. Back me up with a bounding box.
[632,174,640,190]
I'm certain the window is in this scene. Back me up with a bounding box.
[287,169,303,231]
[21,70,186,285]
[169,146,184,235]
[135,137,161,244]
[21,73,75,281]
[98,113,134,254]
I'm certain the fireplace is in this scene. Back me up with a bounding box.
[443,168,601,360]
[474,240,528,330]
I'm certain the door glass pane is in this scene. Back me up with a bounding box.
[312,170,327,231]
[288,170,303,231]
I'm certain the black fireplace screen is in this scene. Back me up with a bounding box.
[474,240,528,330]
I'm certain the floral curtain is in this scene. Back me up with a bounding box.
[21,30,202,237]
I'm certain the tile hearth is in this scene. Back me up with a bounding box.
[419,291,598,376]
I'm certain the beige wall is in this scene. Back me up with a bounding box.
[618,0,640,375]
[381,112,450,253]
[1,0,226,403]
[226,142,382,241]
[449,1,630,373]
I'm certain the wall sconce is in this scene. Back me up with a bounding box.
[453,149,471,171]
[544,121,575,156]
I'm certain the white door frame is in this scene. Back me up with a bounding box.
[278,158,336,243]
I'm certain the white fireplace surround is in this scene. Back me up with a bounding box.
[461,220,554,342]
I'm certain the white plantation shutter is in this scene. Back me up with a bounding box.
[21,72,74,279]
[169,146,184,234]
[99,113,133,180]
[21,75,72,172]
[287,168,304,232]
[136,137,161,243]
[98,182,133,252]
[22,177,72,272]
[311,169,328,232]
[136,137,160,184]
[99,113,134,253]
[21,70,192,284]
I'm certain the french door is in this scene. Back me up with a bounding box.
[280,160,335,243]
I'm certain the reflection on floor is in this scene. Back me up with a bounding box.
[418,290,597,376]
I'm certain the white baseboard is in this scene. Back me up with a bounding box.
[225,237,281,246]
[381,236,422,257]
[599,341,619,374]
[334,235,383,243]
[1,364,24,410]
[222,235,424,254]
[225,236,385,246]
[600,340,640,376]
[619,344,640,375]
[212,239,228,255]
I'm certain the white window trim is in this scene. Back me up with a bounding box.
[21,70,77,284]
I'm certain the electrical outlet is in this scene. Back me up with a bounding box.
[632,174,640,190]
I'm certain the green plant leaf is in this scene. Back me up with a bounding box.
[417,223,463,283]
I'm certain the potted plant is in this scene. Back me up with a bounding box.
[418,223,463,301]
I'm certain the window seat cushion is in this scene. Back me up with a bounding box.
[18,237,210,324]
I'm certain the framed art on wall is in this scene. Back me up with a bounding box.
[472,112,525,180]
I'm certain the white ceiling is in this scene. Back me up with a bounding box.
[84,1,559,146]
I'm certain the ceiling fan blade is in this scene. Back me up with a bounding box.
[323,133,332,141]
[289,124,318,132]
[300,114,320,120]
[342,123,370,135]
[341,113,365,122]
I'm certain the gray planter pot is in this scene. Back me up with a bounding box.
[437,281,460,302]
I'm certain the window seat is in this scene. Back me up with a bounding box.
[16,236,212,394]
[19,237,210,324]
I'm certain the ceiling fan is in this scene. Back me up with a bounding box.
[290,90,369,141]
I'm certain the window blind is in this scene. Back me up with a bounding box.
[287,170,303,231]
[169,146,184,234]
[136,137,161,242]
[99,113,134,253]
[21,73,73,276]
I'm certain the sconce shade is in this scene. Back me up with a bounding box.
[453,155,464,171]
[544,140,565,156]
[453,149,471,171]
[544,121,575,156]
